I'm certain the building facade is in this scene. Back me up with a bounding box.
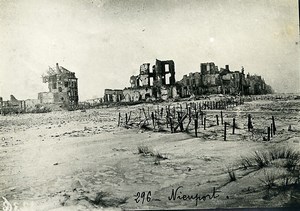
[121,59,177,102]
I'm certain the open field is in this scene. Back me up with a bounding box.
[1,98,300,210]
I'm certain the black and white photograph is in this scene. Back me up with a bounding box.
[0,0,299,210]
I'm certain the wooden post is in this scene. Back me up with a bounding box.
[195,112,199,129]
[267,127,270,141]
[272,116,276,135]
[271,123,273,137]
[232,118,235,134]
[248,114,253,131]
[195,115,198,137]
[224,122,227,141]
[216,115,219,125]
[221,111,223,125]
[204,117,206,130]
[125,113,128,125]
[166,111,169,128]
[151,112,155,128]
[161,107,163,118]
[118,112,121,126]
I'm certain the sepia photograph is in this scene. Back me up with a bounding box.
[0,0,299,210]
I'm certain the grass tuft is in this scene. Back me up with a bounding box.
[227,168,237,182]
[137,145,154,156]
[241,147,300,170]
[155,152,168,160]
[260,169,276,189]
[254,151,270,169]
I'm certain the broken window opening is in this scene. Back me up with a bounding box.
[149,77,154,86]
[165,73,171,85]
[165,64,169,72]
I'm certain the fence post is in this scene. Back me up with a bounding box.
[267,127,270,141]
[232,118,235,134]
[221,111,223,125]
[270,123,273,137]
[118,112,121,126]
[151,112,155,128]
[204,117,206,130]
[224,122,227,141]
[272,116,276,135]
[248,114,253,131]
[216,115,219,125]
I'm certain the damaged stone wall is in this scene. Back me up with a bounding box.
[155,59,175,86]
[104,89,124,103]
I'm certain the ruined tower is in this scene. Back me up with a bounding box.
[39,63,78,107]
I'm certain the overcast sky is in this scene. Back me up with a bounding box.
[0,0,299,100]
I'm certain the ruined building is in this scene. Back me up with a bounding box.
[103,60,273,103]
[179,62,272,97]
[0,95,26,114]
[104,89,124,103]
[39,63,79,107]
[122,59,177,102]
[103,59,177,103]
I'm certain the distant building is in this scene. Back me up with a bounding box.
[0,95,26,114]
[178,63,272,97]
[39,63,79,107]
